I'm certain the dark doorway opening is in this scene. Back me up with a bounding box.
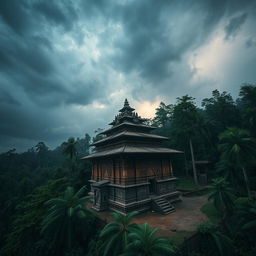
[149,178,156,194]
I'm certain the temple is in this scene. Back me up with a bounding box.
[82,99,182,214]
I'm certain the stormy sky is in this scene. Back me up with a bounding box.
[0,0,256,152]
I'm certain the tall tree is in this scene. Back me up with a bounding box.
[153,102,173,127]
[201,90,241,161]
[238,84,256,137]
[172,95,200,184]
[62,137,78,160]
[219,128,256,196]
[202,89,240,133]
[208,177,235,219]
[99,211,139,256]
[35,142,49,167]
[42,186,96,255]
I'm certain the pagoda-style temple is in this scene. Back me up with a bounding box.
[82,99,182,214]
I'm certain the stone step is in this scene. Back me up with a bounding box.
[152,197,175,215]
[157,202,169,206]
[163,209,175,215]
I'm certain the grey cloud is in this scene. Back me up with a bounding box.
[0,0,31,34]
[225,13,248,40]
[0,90,20,105]
[246,37,256,48]
[0,0,256,152]
[33,0,78,31]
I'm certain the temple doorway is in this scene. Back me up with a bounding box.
[149,178,156,194]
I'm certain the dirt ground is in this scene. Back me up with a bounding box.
[96,195,209,236]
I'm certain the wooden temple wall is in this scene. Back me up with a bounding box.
[92,156,173,184]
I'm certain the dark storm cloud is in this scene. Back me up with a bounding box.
[0,0,102,106]
[33,0,78,31]
[0,0,31,34]
[225,13,248,40]
[246,37,256,48]
[0,0,256,152]
[102,0,256,91]
[0,0,106,151]
[0,89,20,105]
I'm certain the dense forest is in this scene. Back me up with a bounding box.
[0,84,255,256]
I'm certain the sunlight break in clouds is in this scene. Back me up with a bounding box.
[135,100,160,119]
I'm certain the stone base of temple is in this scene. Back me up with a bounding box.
[89,178,181,214]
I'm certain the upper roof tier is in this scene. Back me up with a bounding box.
[119,98,135,113]
[99,121,156,136]
[108,99,147,126]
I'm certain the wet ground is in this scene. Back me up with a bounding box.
[96,195,209,236]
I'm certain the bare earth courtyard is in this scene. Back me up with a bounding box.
[94,195,209,237]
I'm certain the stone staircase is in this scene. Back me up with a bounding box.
[152,196,175,215]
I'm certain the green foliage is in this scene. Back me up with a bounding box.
[99,211,139,256]
[208,178,235,217]
[238,84,256,137]
[62,137,78,160]
[219,128,256,167]
[202,90,240,132]
[176,176,202,191]
[218,127,256,196]
[200,202,221,224]
[1,178,68,256]
[41,186,97,255]
[122,223,176,256]
[153,102,173,127]
[197,221,234,256]
[197,221,217,234]
[169,230,195,246]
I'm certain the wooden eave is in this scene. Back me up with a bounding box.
[91,131,168,147]
[99,121,156,135]
[82,145,183,159]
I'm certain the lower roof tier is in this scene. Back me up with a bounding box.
[82,145,183,159]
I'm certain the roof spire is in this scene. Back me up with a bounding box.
[108,99,147,126]
[119,99,135,113]
[124,98,130,107]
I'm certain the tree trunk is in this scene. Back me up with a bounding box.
[189,138,198,185]
[183,150,189,177]
[242,167,251,197]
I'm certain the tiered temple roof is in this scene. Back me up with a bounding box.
[82,99,181,159]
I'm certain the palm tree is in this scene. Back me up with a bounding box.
[235,201,256,240]
[219,128,256,196]
[99,211,139,256]
[62,137,78,160]
[208,177,235,218]
[41,186,95,254]
[122,223,175,256]
[197,221,234,256]
[35,141,49,166]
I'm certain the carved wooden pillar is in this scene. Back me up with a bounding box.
[133,158,137,184]
[119,157,122,184]
[96,161,99,181]
[160,159,164,179]
[169,159,173,177]
[112,158,116,184]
